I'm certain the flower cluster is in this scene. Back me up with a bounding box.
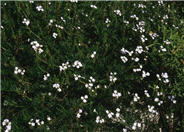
[90,5,97,9]
[53,83,62,92]
[2,119,11,132]
[149,32,159,40]
[30,41,43,54]
[123,20,129,25]
[168,95,176,104]
[156,72,169,83]
[105,18,111,27]
[36,5,44,12]
[48,19,54,26]
[132,57,140,62]
[159,45,167,52]
[135,45,144,54]
[109,72,117,83]
[76,109,83,118]
[14,67,25,75]
[114,10,122,16]
[55,24,64,29]
[140,34,148,43]
[121,56,128,63]
[148,105,158,115]
[154,96,163,106]
[133,93,140,102]
[90,51,96,58]
[106,110,114,118]
[130,14,139,21]
[85,76,96,90]
[142,70,150,78]
[60,17,66,23]
[74,74,84,81]
[112,90,122,99]
[134,21,145,33]
[96,116,105,124]
[138,4,146,8]
[59,61,70,71]
[72,60,83,69]
[53,32,58,38]
[81,95,88,103]
[70,0,78,3]
[43,73,50,81]
[164,39,171,45]
[132,121,142,130]
[120,47,133,56]
[22,18,30,26]
[144,90,150,97]
[28,119,44,127]
[133,64,143,72]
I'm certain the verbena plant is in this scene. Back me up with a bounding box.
[1,1,184,131]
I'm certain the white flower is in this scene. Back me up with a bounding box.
[76,113,81,118]
[138,4,146,8]
[70,0,78,2]
[53,32,58,38]
[36,5,44,12]
[114,10,122,16]
[116,108,120,112]
[96,116,105,124]
[53,83,62,92]
[74,74,83,81]
[30,41,44,54]
[79,109,82,113]
[116,113,120,118]
[140,35,147,43]
[55,24,64,29]
[90,5,97,9]
[22,18,30,26]
[47,116,51,121]
[112,90,121,99]
[90,51,96,58]
[29,0,34,3]
[164,39,171,45]
[121,56,128,63]
[53,83,60,88]
[59,62,70,71]
[49,19,54,26]
[130,14,139,20]
[133,93,140,102]
[43,73,50,81]
[142,70,150,78]
[135,46,144,54]
[14,67,25,75]
[57,88,62,92]
[163,15,168,20]
[109,72,117,83]
[161,72,168,78]
[105,18,111,24]
[73,60,83,69]
[160,45,167,52]
[154,98,159,102]
[81,95,88,103]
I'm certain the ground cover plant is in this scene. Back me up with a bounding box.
[1,1,184,131]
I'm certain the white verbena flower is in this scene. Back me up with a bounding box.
[53,32,58,38]
[30,41,44,54]
[73,60,83,69]
[36,5,44,12]
[22,18,30,26]
[121,56,128,63]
